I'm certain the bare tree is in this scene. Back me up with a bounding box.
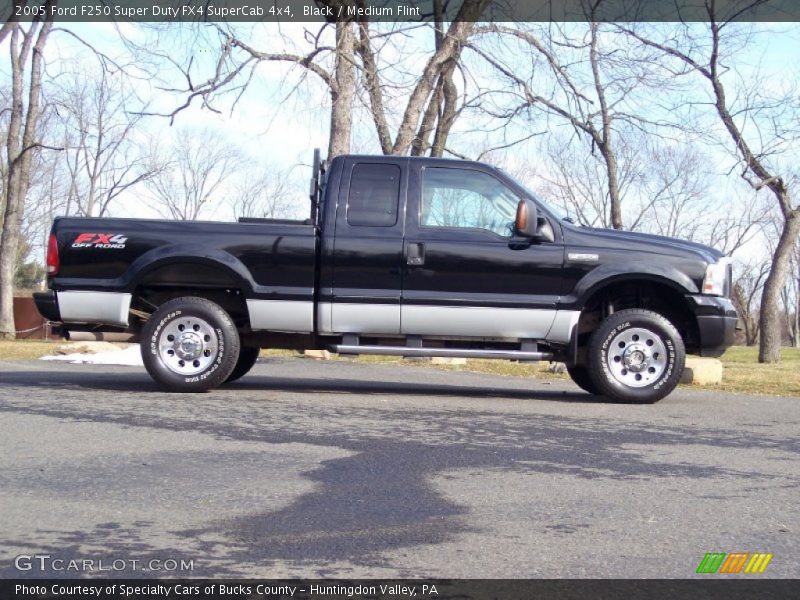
[144,128,241,221]
[704,192,770,256]
[634,142,766,254]
[0,8,54,339]
[536,128,658,230]
[356,0,481,157]
[1,63,63,292]
[19,138,63,262]
[537,134,619,228]
[778,224,800,347]
[0,0,26,47]
[0,87,9,227]
[732,258,769,346]
[469,21,676,230]
[232,166,297,220]
[623,16,800,362]
[133,0,489,159]
[532,127,759,253]
[55,67,156,217]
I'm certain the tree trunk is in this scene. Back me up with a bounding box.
[410,0,458,158]
[746,324,756,346]
[327,20,355,159]
[0,27,25,339]
[410,82,441,156]
[758,210,800,362]
[0,21,51,339]
[391,0,487,155]
[430,62,457,157]
[589,22,623,231]
[602,142,623,230]
[795,280,800,348]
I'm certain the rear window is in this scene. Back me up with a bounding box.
[347,163,400,227]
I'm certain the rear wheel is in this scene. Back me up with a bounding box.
[142,296,240,392]
[566,364,600,395]
[224,346,260,383]
[587,308,685,404]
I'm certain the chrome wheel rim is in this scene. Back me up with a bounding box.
[606,327,668,388]
[158,315,218,376]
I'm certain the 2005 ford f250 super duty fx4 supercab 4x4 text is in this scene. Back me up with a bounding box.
[35,151,737,403]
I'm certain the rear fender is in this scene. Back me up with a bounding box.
[124,245,255,293]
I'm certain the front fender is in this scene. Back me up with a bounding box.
[564,264,699,310]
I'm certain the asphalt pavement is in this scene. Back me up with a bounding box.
[0,357,797,578]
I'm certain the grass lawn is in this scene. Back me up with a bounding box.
[1,340,797,398]
[712,346,800,397]
[0,339,62,361]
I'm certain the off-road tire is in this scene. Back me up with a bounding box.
[141,296,240,392]
[587,308,685,404]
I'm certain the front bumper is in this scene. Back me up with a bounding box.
[33,291,60,322]
[686,294,738,357]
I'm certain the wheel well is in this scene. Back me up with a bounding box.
[576,280,700,358]
[131,263,249,329]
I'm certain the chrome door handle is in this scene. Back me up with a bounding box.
[407,242,425,266]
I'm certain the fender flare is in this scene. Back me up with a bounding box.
[121,245,257,293]
[567,264,698,310]
[563,266,698,366]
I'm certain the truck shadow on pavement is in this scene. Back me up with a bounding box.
[2,365,799,577]
[0,368,596,403]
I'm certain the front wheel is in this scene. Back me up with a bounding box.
[587,308,685,404]
[142,296,240,392]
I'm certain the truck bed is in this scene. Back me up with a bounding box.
[51,216,318,300]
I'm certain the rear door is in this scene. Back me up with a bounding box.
[400,162,564,340]
[323,158,407,334]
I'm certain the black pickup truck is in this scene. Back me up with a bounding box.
[35,151,737,403]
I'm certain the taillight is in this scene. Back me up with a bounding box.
[46,233,59,276]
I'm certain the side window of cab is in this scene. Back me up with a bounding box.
[421,168,519,237]
[347,163,401,227]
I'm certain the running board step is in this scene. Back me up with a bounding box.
[330,345,553,361]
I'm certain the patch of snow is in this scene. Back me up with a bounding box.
[41,344,144,366]
[55,341,124,354]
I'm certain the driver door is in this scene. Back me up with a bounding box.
[400,164,564,340]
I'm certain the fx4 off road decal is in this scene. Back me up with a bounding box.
[72,233,128,249]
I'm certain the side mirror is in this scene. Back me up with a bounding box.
[515,199,539,238]
[514,199,556,243]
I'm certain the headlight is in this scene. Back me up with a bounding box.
[702,258,732,296]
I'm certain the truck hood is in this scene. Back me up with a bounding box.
[565,225,725,265]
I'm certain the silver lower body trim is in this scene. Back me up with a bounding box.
[318,303,580,343]
[401,305,557,340]
[247,299,313,332]
[329,302,400,335]
[546,310,581,344]
[317,301,333,334]
[57,291,132,327]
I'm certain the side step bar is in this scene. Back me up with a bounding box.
[330,345,553,361]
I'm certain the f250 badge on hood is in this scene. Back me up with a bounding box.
[72,233,128,249]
